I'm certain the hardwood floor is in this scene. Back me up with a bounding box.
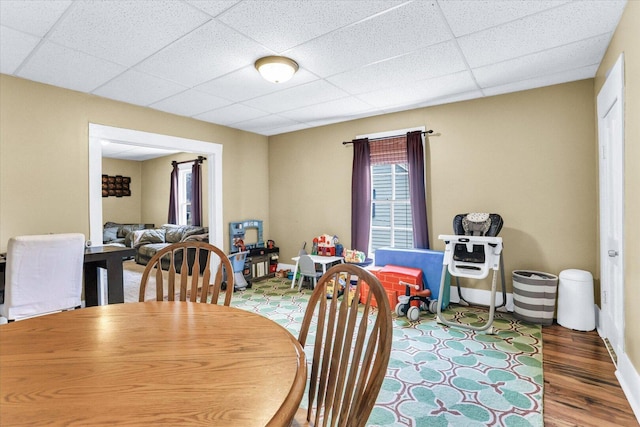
[543,323,638,426]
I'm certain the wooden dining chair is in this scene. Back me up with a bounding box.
[138,241,233,305]
[293,263,393,427]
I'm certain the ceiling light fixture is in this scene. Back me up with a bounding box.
[255,56,299,83]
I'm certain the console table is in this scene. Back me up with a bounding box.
[83,246,135,305]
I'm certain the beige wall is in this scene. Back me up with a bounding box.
[595,0,640,382]
[270,80,597,295]
[0,74,270,253]
[101,157,143,224]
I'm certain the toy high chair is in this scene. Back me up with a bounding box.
[229,251,250,291]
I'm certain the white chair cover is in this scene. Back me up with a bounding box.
[1,233,84,321]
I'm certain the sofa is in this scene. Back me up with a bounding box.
[131,224,209,273]
[103,222,154,246]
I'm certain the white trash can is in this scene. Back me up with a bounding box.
[557,269,595,331]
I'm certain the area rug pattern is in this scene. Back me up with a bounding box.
[123,264,542,426]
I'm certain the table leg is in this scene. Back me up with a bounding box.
[105,255,125,304]
[84,264,99,307]
[290,260,300,289]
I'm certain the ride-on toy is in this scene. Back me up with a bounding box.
[395,281,437,321]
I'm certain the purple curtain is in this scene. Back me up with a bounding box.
[191,160,202,226]
[407,131,429,249]
[351,138,371,253]
[167,162,179,224]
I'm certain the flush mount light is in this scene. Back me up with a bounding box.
[254,56,299,83]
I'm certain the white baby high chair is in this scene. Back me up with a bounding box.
[436,213,504,334]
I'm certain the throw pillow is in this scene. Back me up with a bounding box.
[132,229,166,248]
[103,226,119,243]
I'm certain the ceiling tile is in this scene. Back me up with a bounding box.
[195,103,269,126]
[438,0,568,37]
[217,0,405,52]
[18,41,126,93]
[458,0,626,68]
[0,26,40,74]
[243,80,350,114]
[0,0,72,36]
[93,70,188,106]
[102,142,180,161]
[356,71,479,109]
[185,0,242,17]
[286,1,451,77]
[279,97,376,123]
[135,20,272,87]
[413,89,484,109]
[473,34,610,88]
[260,122,312,136]
[304,110,383,129]
[149,88,233,117]
[482,64,598,97]
[231,114,301,134]
[327,40,466,95]
[195,65,318,102]
[47,0,211,67]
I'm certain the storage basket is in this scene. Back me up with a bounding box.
[512,270,558,326]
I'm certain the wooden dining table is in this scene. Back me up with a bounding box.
[0,302,307,426]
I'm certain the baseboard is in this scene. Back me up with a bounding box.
[596,305,640,424]
[616,352,640,424]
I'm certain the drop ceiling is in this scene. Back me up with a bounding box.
[0,0,627,137]
[99,140,181,161]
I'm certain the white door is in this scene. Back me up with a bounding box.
[597,54,625,358]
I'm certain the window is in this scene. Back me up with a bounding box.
[178,163,192,225]
[370,163,413,253]
[356,126,425,256]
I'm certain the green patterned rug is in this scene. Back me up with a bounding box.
[229,278,543,427]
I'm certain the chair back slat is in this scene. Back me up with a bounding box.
[188,249,198,302]
[156,266,165,301]
[139,242,233,306]
[297,264,392,427]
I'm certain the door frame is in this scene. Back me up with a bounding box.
[597,53,625,357]
[88,123,224,248]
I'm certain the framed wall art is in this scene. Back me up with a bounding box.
[102,174,131,197]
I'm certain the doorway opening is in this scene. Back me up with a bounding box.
[88,123,223,248]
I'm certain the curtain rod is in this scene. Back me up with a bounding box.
[342,129,434,145]
[171,155,206,166]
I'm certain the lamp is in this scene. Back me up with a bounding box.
[254,56,299,83]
